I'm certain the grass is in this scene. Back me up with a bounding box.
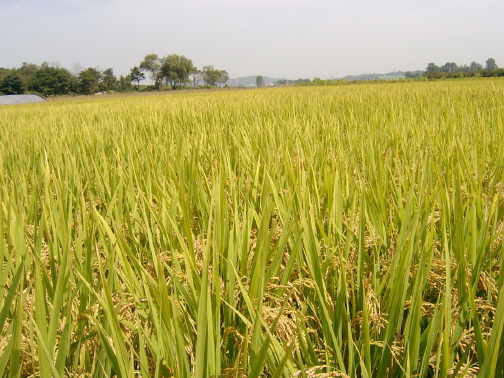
[0,78,503,377]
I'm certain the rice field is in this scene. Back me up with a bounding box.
[0,79,503,377]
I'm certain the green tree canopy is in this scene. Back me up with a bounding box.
[160,55,196,89]
[17,62,40,88]
[117,75,134,92]
[202,66,229,86]
[470,62,483,72]
[29,66,75,96]
[140,54,162,88]
[0,74,24,95]
[426,63,440,73]
[129,67,145,89]
[78,68,102,94]
[100,68,117,91]
[441,62,458,73]
[486,58,498,71]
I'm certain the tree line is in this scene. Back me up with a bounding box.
[289,57,503,86]
[2,55,502,96]
[424,57,503,79]
[136,54,228,90]
[0,54,229,96]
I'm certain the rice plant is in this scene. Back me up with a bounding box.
[0,79,503,377]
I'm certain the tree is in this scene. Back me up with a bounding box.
[117,75,134,91]
[140,54,162,89]
[129,66,145,89]
[256,75,264,88]
[160,55,196,89]
[29,66,75,96]
[425,63,442,79]
[78,68,102,94]
[459,65,470,73]
[0,74,24,95]
[441,62,458,73]
[470,61,483,72]
[101,68,117,91]
[17,62,40,88]
[426,63,440,73]
[486,58,498,71]
[202,65,228,87]
[0,68,10,82]
[217,70,229,86]
[202,66,220,86]
[404,70,424,78]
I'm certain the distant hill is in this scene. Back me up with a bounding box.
[339,71,424,81]
[228,71,424,87]
[228,76,284,87]
[340,71,407,81]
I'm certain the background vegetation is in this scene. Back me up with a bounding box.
[424,58,504,79]
[1,56,501,97]
[0,54,229,97]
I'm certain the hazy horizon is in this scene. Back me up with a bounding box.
[1,0,503,79]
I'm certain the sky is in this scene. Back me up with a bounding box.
[1,0,503,79]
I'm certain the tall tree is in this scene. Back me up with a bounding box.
[129,66,145,89]
[160,55,196,89]
[469,61,483,72]
[0,74,24,95]
[29,66,75,96]
[0,68,10,82]
[459,65,470,73]
[117,75,134,91]
[202,66,229,87]
[426,63,440,73]
[17,62,40,88]
[101,68,117,91]
[486,58,498,71]
[78,68,102,94]
[441,62,458,73]
[140,54,162,88]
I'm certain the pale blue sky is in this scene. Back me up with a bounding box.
[1,0,503,78]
